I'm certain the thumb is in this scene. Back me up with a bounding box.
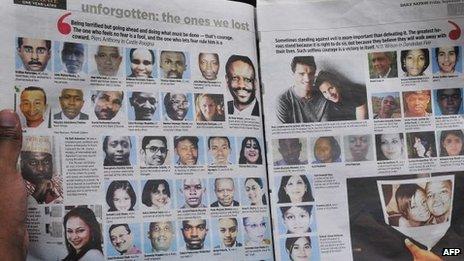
[404,238,422,257]
[0,110,22,174]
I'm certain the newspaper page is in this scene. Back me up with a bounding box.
[257,0,464,260]
[0,0,274,260]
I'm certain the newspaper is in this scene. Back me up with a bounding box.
[258,0,464,260]
[0,0,274,260]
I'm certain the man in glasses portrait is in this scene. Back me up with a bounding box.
[140,136,168,166]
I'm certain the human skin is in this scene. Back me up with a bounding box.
[105,136,131,165]
[405,92,430,117]
[442,133,463,156]
[437,89,461,115]
[66,216,91,253]
[218,218,237,247]
[130,48,153,78]
[284,176,307,203]
[293,63,316,98]
[59,89,84,119]
[290,237,312,261]
[348,135,369,161]
[278,139,302,164]
[143,139,167,166]
[62,43,85,74]
[227,60,256,110]
[199,53,219,80]
[318,81,340,103]
[244,139,260,164]
[93,91,123,120]
[200,96,218,121]
[94,46,122,76]
[149,221,174,251]
[130,92,157,120]
[209,137,230,165]
[17,38,50,71]
[244,217,266,245]
[437,46,457,74]
[20,90,46,127]
[378,95,397,118]
[112,188,132,211]
[182,219,207,250]
[380,134,404,160]
[283,207,310,234]
[215,178,235,207]
[175,139,198,165]
[371,52,391,77]
[407,190,431,223]
[425,181,452,223]
[245,179,263,205]
[314,138,333,163]
[150,183,170,209]
[404,49,426,76]
[110,225,133,254]
[168,94,189,120]
[160,51,186,79]
[182,179,205,208]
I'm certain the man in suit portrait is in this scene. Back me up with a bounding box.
[210,178,239,207]
[215,218,242,248]
[369,51,398,78]
[54,88,88,120]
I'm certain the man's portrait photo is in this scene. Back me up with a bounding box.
[210,178,240,208]
[54,88,88,120]
[163,92,193,121]
[140,136,168,166]
[177,178,207,209]
[403,90,432,118]
[107,223,142,256]
[92,90,124,120]
[128,91,158,121]
[103,136,135,166]
[368,51,398,78]
[19,86,49,128]
[225,55,260,116]
[372,92,401,119]
[273,138,308,166]
[126,47,155,78]
[160,50,188,79]
[54,42,86,75]
[198,52,219,80]
[21,135,63,204]
[207,136,235,165]
[145,221,176,253]
[174,136,203,165]
[180,219,209,250]
[214,218,242,248]
[92,45,122,77]
[16,37,51,72]
[433,88,463,116]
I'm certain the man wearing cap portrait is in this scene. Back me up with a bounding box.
[20,136,63,204]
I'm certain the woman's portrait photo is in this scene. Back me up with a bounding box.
[343,134,373,162]
[194,93,225,122]
[281,236,317,261]
[314,71,368,121]
[432,46,461,76]
[106,180,137,212]
[277,175,314,204]
[279,205,314,234]
[310,136,342,164]
[238,137,263,164]
[243,177,267,206]
[375,133,405,161]
[242,216,271,246]
[406,132,437,159]
[141,179,172,210]
[439,130,464,157]
[63,206,104,261]
[400,48,430,77]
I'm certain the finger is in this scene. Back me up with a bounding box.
[0,110,22,174]
[404,238,422,257]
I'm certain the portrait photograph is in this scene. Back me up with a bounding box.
[433,88,463,116]
[143,221,177,253]
[371,92,401,119]
[102,136,137,166]
[279,236,320,261]
[438,129,464,157]
[162,92,194,121]
[17,86,52,128]
[91,90,125,121]
[173,136,205,166]
[368,51,398,79]
[125,47,157,78]
[159,50,190,79]
[240,177,268,206]
[105,180,139,212]
[242,216,271,247]
[400,48,430,77]
[276,174,315,204]
[194,93,225,122]
[347,172,464,260]
[272,137,308,166]
[309,136,342,164]
[141,179,173,211]
[127,91,160,121]
[431,46,461,76]
[139,136,170,167]
[105,223,142,256]
[277,204,317,235]
[89,45,124,77]
[176,178,208,209]
[197,52,220,81]
[54,87,89,121]
[53,41,87,75]
[343,134,374,162]
[211,217,243,248]
[16,37,52,72]
[207,136,236,165]
[208,177,240,208]
[406,131,437,159]
[375,133,406,161]
[237,137,264,165]
[177,219,211,251]
[402,90,432,118]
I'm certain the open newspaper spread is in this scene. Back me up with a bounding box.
[258,0,464,260]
